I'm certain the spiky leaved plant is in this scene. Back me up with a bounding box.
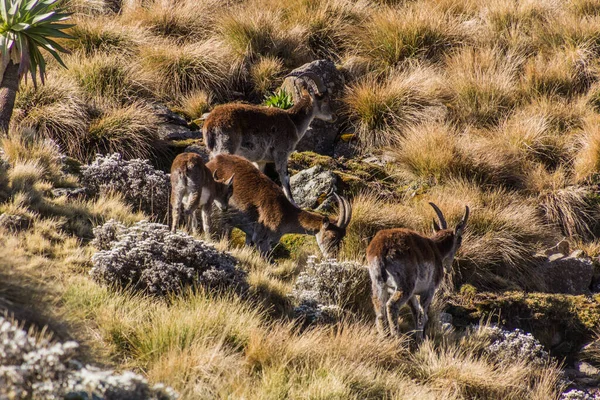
[0,0,72,132]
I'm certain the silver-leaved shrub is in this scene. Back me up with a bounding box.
[484,326,550,367]
[91,220,247,296]
[81,153,170,217]
[0,316,178,400]
[560,389,600,400]
[291,256,371,324]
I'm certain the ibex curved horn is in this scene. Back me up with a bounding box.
[456,206,470,234]
[283,71,327,96]
[429,202,447,230]
[333,193,352,229]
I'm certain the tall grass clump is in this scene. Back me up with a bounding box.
[175,90,212,120]
[141,39,232,100]
[522,44,595,98]
[66,17,141,55]
[354,5,465,69]
[218,7,310,66]
[344,67,447,149]
[390,122,467,184]
[573,115,600,182]
[249,55,285,97]
[12,79,91,160]
[87,102,160,161]
[446,47,522,127]
[67,54,152,103]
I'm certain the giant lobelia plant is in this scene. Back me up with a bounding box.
[0,0,72,132]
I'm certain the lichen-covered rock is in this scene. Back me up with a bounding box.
[291,256,371,323]
[537,251,594,294]
[91,220,247,296]
[290,165,337,209]
[0,316,177,400]
[81,153,170,217]
[281,60,345,156]
[156,123,198,141]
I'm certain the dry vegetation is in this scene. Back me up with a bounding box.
[4,0,600,398]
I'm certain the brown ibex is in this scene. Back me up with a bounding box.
[366,203,469,340]
[206,154,351,258]
[202,72,335,207]
[170,152,234,236]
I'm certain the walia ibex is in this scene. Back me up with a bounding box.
[206,154,351,258]
[366,203,469,340]
[170,152,234,236]
[202,72,335,207]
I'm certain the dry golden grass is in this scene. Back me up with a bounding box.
[573,114,600,182]
[344,66,447,149]
[174,90,213,120]
[249,55,285,97]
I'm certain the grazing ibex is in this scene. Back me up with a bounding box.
[203,72,335,207]
[366,203,469,340]
[206,154,351,258]
[170,152,234,236]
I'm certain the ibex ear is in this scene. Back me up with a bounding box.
[212,169,219,181]
[322,217,331,229]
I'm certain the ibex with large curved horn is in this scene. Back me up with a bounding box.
[206,154,351,258]
[366,203,469,341]
[202,72,335,207]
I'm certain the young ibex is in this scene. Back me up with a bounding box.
[366,203,469,341]
[203,72,335,207]
[206,154,351,258]
[170,152,234,236]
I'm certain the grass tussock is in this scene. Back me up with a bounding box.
[174,90,213,120]
[87,102,160,161]
[249,55,285,97]
[573,115,600,183]
[344,66,447,149]
[140,39,233,100]
[354,5,466,69]
[66,16,143,55]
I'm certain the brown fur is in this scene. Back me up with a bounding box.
[366,205,468,340]
[170,152,233,236]
[203,78,334,207]
[205,154,351,257]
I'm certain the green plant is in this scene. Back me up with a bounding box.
[264,88,293,109]
[0,0,73,131]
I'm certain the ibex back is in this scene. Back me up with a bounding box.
[170,152,234,236]
[203,72,334,207]
[366,203,469,341]
[206,154,351,258]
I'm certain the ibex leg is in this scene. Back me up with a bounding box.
[408,296,425,341]
[274,153,297,207]
[386,290,410,337]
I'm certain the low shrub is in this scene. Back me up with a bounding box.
[91,220,247,296]
[483,326,551,368]
[81,153,170,217]
[0,316,177,399]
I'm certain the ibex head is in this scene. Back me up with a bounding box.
[316,193,352,257]
[289,72,335,123]
[212,170,235,212]
[430,202,469,273]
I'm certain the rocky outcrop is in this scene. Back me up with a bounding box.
[281,60,345,156]
[290,165,337,209]
[149,103,199,141]
[537,248,594,295]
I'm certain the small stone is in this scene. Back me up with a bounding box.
[577,361,600,377]
[51,187,87,199]
[439,312,453,324]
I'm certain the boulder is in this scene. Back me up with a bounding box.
[281,60,345,156]
[290,165,337,209]
[538,250,594,294]
[156,123,199,141]
[148,104,188,126]
[183,144,211,163]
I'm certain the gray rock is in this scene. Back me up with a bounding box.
[577,361,600,377]
[148,103,188,126]
[290,165,337,209]
[538,251,594,294]
[281,60,345,156]
[51,187,87,199]
[0,213,32,232]
[439,312,453,325]
[156,123,199,141]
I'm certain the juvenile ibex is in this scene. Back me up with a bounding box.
[366,203,469,340]
[170,152,234,236]
[203,72,335,207]
[206,154,351,258]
